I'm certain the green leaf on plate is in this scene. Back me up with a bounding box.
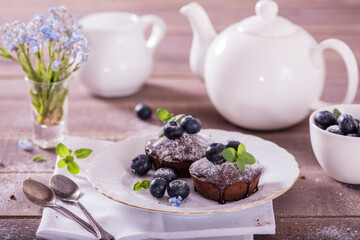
[168,114,185,123]
[140,180,151,189]
[236,158,246,171]
[158,127,164,138]
[157,108,172,122]
[133,181,142,191]
[243,152,256,165]
[222,148,237,163]
[237,143,246,156]
[74,149,92,159]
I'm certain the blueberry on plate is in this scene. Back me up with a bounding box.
[164,122,184,140]
[153,168,177,183]
[205,143,225,164]
[180,115,202,134]
[314,111,337,130]
[149,177,167,198]
[347,133,358,137]
[167,180,190,200]
[135,103,152,121]
[354,119,360,132]
[338,114,357,134]
[225,140,241,150]
[131,154,152,176]
[326,125,345,135]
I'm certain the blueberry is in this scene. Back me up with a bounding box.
[167,180,190,200]
[153,168,177,183]
[338,114,357,134]
[225,140,241,151]
[164,122,184,140]
[205,143,225,164]
[149,177,167,198]
[131,154,152,176]
[135,104,152,121]
[314,111,337,129]
[347,133,358,137]
[355,119,360,132]
[326,125,345,135]
[357,121,360,137]
[180,115,202,134]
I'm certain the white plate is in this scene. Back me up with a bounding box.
[87,129,299,214]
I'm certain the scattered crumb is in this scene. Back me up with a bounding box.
[339,192,343,196]
[51,166,55,169]
[300,175,306,180]
[9,194,16,200]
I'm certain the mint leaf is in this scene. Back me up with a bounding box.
[56,143,70,158]
[67,161,80,174]
[133,181,142,191]
[333,108,341,119]
[157,108,172,122]
[65,155,74,163]
[158,127,164,138]
[140,180,151,189]
[32,155,44,162]
[57,159,67,168]
[222,148,237,162]
[243,152,256,165]
[236,159,246,171]
[74,149,92,159]
[237,143,246,155]
[168,114,185,123]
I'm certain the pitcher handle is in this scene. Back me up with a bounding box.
[311,39,359,109]
[139,15,166,52]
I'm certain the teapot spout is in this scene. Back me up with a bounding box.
[180,2,217,80]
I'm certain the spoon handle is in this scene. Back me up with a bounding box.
[51,205,97,237]
[76,201,115,240]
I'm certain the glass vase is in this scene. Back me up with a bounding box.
[25,76,69,149]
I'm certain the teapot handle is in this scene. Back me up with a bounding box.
[311,39,358,109]
[139,15,166,52]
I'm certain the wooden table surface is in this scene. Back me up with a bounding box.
[1,0,360,239]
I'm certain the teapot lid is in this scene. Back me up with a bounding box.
[238,0,296,37]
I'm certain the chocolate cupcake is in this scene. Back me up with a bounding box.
[145,133,212,177]
[189,158,262,204]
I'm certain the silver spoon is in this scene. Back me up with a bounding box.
[49,174,114,240]
[22,179,97,237]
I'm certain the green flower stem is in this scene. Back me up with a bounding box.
[29,81,68,125]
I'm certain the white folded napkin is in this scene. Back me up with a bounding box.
[36,136,275,240]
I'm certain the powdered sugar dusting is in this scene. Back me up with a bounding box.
[190,158,263,190]
[145,133,212,162]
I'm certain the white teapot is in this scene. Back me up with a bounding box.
[78,12,165,97]
[180,0,358,130]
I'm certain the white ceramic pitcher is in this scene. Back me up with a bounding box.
[78,12,165,97]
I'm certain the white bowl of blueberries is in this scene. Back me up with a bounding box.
[310,104,360,184]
